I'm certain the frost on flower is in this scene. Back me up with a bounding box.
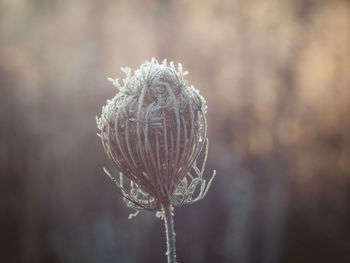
[96,58,215,218]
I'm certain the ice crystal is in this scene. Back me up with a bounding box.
[96,58,215,216]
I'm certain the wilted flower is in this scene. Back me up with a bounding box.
[96,58,215,218]
[96,58,216,262]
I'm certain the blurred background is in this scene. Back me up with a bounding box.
[1,0,350,262]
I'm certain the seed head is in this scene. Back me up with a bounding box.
[96,58,215,217]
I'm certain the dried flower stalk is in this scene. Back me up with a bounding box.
[96,58,215,263]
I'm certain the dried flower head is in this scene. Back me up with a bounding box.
[96,58,215,217]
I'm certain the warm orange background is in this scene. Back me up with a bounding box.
[1,0,349,262]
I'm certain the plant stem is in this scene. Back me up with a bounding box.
[162,203,176,263]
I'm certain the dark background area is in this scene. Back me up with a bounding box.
[1,0,350,262]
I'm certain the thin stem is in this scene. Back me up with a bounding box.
[162,203,176,263]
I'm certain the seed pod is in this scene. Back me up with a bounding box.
[96,58,215,215]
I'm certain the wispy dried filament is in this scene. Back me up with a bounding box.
[96,58,215,216]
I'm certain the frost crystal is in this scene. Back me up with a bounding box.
[96,58,215,216]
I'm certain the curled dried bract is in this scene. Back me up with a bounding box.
[96,58,215,217]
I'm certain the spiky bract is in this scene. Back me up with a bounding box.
[96,58,215,215]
